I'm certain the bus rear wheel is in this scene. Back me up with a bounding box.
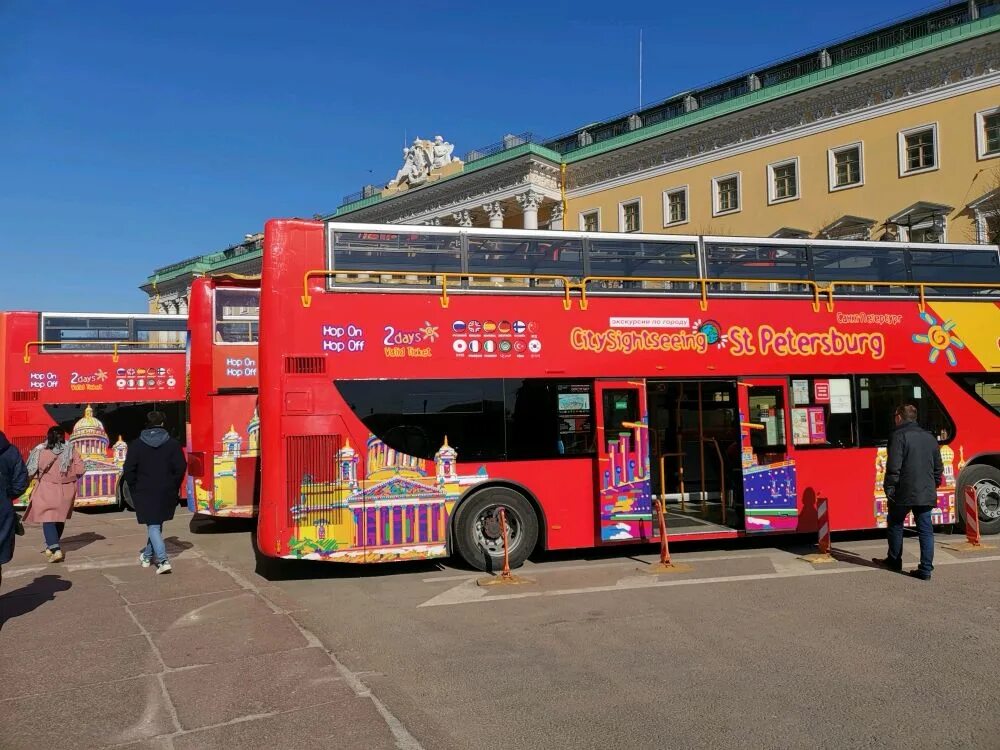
[452,487,538,572]
[957,465,1000,536]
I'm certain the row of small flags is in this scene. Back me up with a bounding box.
[452,320,534,335]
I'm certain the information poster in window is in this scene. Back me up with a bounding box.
[792,379,809,406]
[807,406,827,444]
[791,408,810,445]
[829,378,853,414]
[763,415,778,446]
[814,380,830,404]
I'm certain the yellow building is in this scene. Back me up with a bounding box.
[145,2,1000,307]
[327,2,999,245]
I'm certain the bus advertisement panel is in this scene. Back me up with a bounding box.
[186,275,260,518]
[257,220,1000,570]
[0,311,187,508]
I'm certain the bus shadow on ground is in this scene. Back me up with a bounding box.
[247,526,977,582]
[189,515,257,536]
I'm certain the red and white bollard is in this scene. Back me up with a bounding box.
[963,485,982,547]
[943,484,994,552]
[817,496,831,556]
[801,495,835,563]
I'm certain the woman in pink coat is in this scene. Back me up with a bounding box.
[24,427,84,563]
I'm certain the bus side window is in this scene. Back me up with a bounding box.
[857,375,953,446]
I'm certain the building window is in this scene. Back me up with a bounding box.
[580,210,600,232]
[898,124,938,175]
[828,143,864,190]
[976,108,1000,160]
[712,173,741,216]
[619,200,641,232]
[663,187,688,226]
[767,158,799,204]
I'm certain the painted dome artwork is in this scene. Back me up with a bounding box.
[67,405,127,506]
[70,405,110,456]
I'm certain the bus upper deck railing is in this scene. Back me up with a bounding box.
[23,339,186,363]
[300,269,1000,313]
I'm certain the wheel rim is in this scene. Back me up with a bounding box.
[974,479,1000,521]
[473,504,522,556]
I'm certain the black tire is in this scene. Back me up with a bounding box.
[452,486,539,572]
[115,476,134,513]
[957,464,1000,536]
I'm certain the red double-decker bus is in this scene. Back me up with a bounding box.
[257,220,1000,569]
[186,275,260,517]
[0,311,187,508]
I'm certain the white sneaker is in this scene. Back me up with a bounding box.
[139,554,152,568]
[156,561,172,575]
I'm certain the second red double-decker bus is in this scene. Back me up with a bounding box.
[257,220,1000,570]
[186,275,260,517]
[0,311,187,508]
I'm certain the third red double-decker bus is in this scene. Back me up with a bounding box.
[257,220,1000,570]
[0,311,187,508]
[186,275,260,517]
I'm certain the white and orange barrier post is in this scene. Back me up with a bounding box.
[801,495,836,563]
[944,485,996,552]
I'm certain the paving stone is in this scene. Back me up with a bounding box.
[0,572,123,621]
[107,561,242,604]
[0,675,174,749]
[0,597,138,643]
[0,633,159,699]
[109,739,174,750]
[130,590,274,633]
[154,612,309,668]
[164,646,348,730]
[173,700,398,750]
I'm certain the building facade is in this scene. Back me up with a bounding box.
[143,1,1000,309]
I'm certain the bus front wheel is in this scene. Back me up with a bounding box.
[957,465,1000,536]
[452,487,539,572]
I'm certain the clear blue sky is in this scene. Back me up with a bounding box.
[1,0,937,312]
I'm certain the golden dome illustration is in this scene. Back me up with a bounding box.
[71,405,108,441]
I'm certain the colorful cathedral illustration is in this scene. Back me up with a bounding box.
[193,405,260,517]
[286,434,488,563]
[68,405,128,506]
[874,442,959,526]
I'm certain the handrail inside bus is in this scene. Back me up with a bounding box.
[23,339,186,363]
[823,280,1000,312]
[302,269,575,310]
[580,276,822,312]
[299,268,1000,314]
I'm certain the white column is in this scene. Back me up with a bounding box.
[516,190,544,230]
[452,209,473,227]
[549,201,565,231]
[482,201,505,229]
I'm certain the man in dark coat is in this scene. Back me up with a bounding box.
[0,430,30,588]
[123,412,186,574]
[875,404,944,581]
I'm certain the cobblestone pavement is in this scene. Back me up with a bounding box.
[3,507,999,750]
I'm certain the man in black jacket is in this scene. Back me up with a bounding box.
[123,412,186,575]
[0,430,30,588]
[875,404,944,581]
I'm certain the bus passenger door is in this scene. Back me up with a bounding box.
[737,377,798,534]
[594,380,652,544]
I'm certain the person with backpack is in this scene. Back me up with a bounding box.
[24,426,85,562]
[0,430,30,589]
[122,411,186,574]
